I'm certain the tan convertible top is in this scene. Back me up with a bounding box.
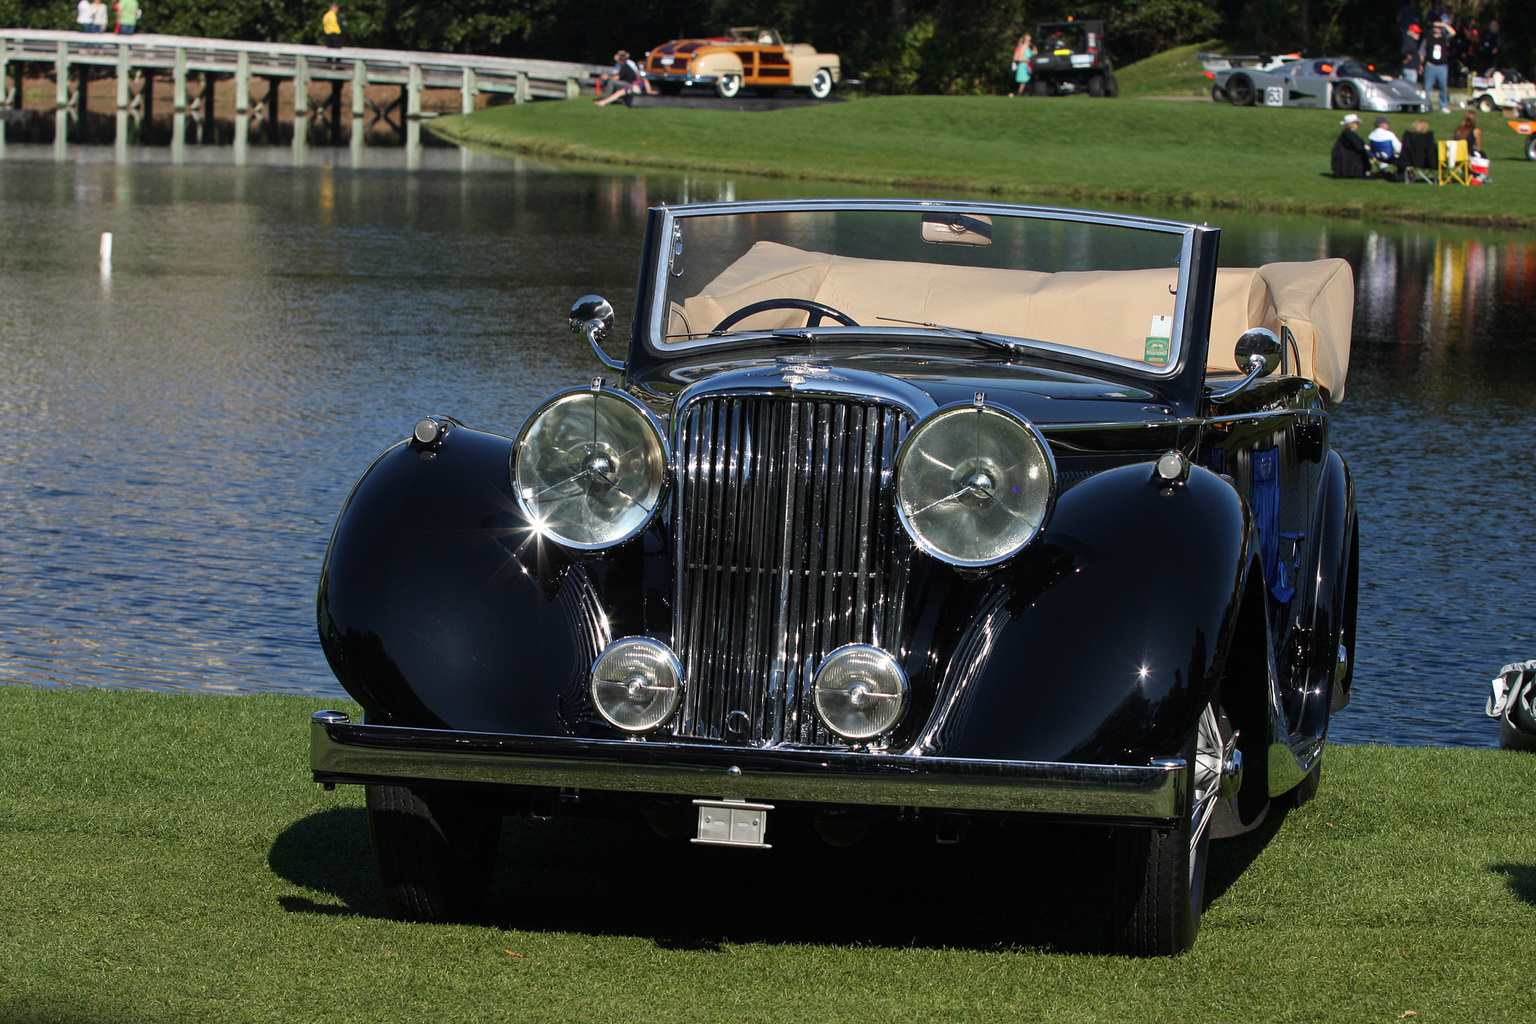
[671,242,1354,400]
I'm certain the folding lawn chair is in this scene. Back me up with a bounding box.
[1367,138,1399,179]
[1438,139,1471,185]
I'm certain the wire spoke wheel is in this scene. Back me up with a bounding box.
[1111,700,1224,956]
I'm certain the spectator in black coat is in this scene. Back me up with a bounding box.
[1332,113,1369,179]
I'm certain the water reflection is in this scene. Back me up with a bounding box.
[0,146,1531,747]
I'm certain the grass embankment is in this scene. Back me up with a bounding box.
[3,686,1535,1022]
[431,70,1534,228]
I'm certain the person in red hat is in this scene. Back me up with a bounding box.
[1401,23,1423,84]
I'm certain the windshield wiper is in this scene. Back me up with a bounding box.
[875,317,1039,354]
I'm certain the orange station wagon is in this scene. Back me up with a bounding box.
[643,26,841,100]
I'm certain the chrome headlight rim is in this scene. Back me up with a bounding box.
[511,384,671,552]
[812,643,910,742]
[588,636,684,733]
[893,401,1056,569]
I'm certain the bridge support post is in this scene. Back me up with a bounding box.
[235,51,249,165]
[516,71,529,104]
[293,54,310,161]
[461,67,476,115]
[171,47,187,164]
[350,59,367,164]
[77,65,89,145]
[203,74,217,144]
[1,37,9,159]
[264,76,279,145]
[55,40,69,162]
[406,63,422,170]
[114,42,130,161]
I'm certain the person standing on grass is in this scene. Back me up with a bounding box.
[1481,20,1501,73]
[1423,19,1454,113]
[1401,23,1423,84]
[1011,33,1034,96]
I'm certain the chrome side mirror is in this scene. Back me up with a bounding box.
[1210,328,1282,402]
[569,295,623,372]
[1233,328,1282,377]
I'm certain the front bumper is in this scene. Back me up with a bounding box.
[645,70,717,87]
[311,711,1187,826]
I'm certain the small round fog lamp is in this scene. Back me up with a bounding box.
[812,645,909,741]
[589,637,682,733]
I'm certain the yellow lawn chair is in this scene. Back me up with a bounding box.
[1438,139,1471,185]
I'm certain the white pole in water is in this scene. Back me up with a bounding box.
[100,231,113,276]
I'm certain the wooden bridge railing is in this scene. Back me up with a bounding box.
[0,29,607,161]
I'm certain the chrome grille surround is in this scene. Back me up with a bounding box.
[672,393,914,746]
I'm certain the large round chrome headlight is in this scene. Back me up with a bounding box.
[813,645,909,741]
[895,403,1054,567]
[589,637,683,732]
[513,386,668,550]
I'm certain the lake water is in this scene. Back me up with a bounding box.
[1,142,1531,748]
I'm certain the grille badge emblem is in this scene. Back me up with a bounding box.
[725,710,751,736]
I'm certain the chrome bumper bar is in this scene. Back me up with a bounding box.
[310,711,1186,825]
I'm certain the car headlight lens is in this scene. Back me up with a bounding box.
[895,403,1054,567]
[513,387,668,550]
[813,645,908,740]
[589,637,683,732]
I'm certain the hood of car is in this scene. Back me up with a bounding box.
[631,348,1175,428]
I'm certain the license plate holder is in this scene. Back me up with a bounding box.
[691,798,773,849]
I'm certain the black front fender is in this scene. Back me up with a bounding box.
[317,425,626,733]
[917,462,1250,765]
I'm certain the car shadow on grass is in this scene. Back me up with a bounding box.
[269,804,1283,953]
[1490,863,1536,906]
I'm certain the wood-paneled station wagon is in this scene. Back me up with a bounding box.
[641,26,841,99]
[310,199,1358,955]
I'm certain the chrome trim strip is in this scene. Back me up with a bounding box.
[311,716,1188,823]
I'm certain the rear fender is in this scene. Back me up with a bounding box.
[914,462,1250,765]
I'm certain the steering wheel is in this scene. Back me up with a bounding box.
[711,298,860,334]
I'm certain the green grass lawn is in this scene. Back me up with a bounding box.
[431,88,1534,228]
[2,685,1535,1022]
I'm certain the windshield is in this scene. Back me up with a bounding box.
[651,203,1193,373]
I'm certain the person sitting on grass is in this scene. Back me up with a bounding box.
[595,51,653,107]
[1399,119,1438,180]
[1331,113,1369,179]
[1367,116,1403,178]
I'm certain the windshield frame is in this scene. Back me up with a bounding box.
[634,198,1205,384]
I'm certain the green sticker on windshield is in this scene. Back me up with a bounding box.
[1144,337,1170,365]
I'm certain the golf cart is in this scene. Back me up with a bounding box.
[1030,19,1117,97]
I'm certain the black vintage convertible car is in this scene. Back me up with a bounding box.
[310,199,1358,955]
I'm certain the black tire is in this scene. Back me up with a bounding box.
[1211,84,1228,102]
[1478,95,1498,113]
[1110,702,1222,956]
[808,69,834,100]
[1526,136,1536,161]
[1088,74,1105,98]
[366,784,500,923]
[1105,74,1119,98]
[1226,74,1255,106]
[1333,82,1359,110]
[716,73,742,99]
[1031,77,1049,97]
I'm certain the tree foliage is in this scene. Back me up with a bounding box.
[2,0,1522,91]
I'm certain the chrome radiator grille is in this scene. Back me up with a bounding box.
[673,396,913,746]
